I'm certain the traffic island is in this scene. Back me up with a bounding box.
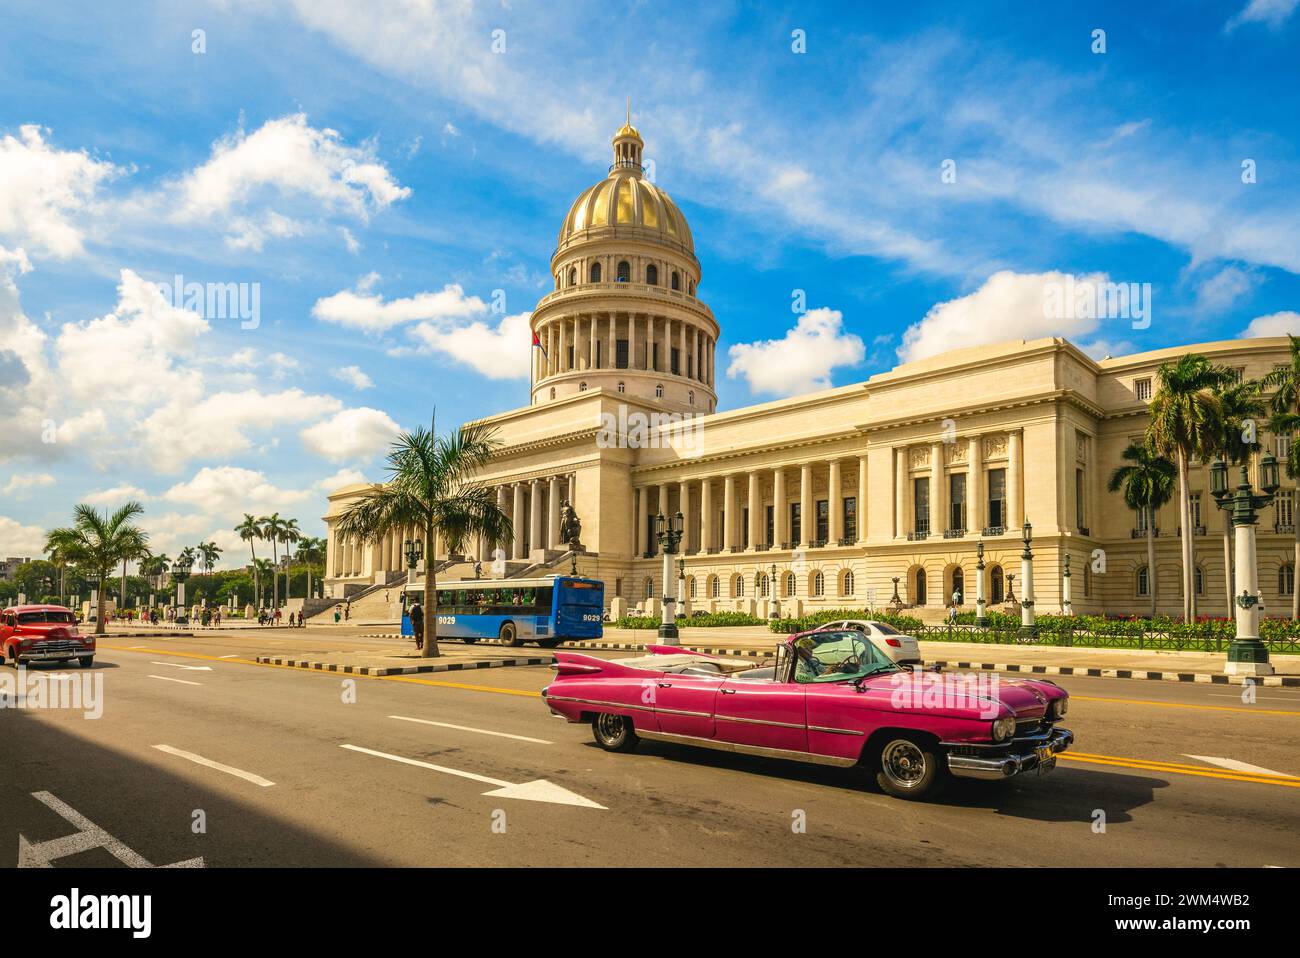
[255,649,552,676]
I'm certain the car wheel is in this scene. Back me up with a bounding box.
[591,713,639,752]
[875,735,947,801]
[499,622,522,647]
[79,656,93,669]
[3,646,16,668]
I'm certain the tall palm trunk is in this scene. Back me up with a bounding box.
[270,539,279,609]
[1176,452,1193,622]
[96,566,108,636]
[421,522,439,658]
[1145,507,1157,619]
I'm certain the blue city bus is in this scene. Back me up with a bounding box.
[399,576,604,647]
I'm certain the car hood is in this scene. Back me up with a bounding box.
[852,671,1061,719]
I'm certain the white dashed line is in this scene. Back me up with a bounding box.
[152,744,275,786]
[388,715,552,744]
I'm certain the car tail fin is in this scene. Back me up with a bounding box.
[552,652,610,676]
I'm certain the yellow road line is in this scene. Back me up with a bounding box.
[1058,752,1300,787]
[101,644,539,698]
[1071,694,1300,717]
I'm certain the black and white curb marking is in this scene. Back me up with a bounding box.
[255,655,550,676]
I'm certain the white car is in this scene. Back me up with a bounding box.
[814,619,922,665]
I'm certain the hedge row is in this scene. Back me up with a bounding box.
[613,610,767,629]
[953,609,1300,639]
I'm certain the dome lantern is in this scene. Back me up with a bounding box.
[612,96,643,173]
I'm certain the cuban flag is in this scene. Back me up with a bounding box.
[531,330,548,358]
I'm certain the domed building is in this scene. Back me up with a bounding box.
[323,117,1299,633]
[530,120,718,413]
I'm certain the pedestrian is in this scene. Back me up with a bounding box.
[344,603,350,622]
[274,607,282,626]
[408,597,424,651]
[333,606,341,624]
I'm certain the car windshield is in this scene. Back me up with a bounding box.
[17,610,75,625]
[792,630,898,684]
[871,622,901,635]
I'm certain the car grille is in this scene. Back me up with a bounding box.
[1015,717,1046,737]
[31,640,80,654]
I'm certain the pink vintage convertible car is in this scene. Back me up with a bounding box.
[541,628,1073,800]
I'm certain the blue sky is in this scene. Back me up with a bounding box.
[1,0,1297,565]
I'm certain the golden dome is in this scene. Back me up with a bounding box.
[614,121,642,141]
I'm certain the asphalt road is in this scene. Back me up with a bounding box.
[2,627,1297,867]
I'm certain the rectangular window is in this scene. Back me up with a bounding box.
[987,468,1006,529]
[815,499,829,543]
[616,339,629,369]
[1279,492,1295,528]
[566,345,574,370]
[1135,378,1152,401]
[913,477,930,536]
[790,503,801,545]
[1279,436,1293,460]
[948,473,966,532]
[651,343,660,371]
[671,347,680,376]
[842,497,857,542]
[615,578,623,598]
[1190,493,1202,529]
[1076,469,1086,528]
[742,507,750,549]
[594,342,602,367]
[766,505,774,547]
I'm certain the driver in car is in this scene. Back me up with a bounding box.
[794,635,859,680]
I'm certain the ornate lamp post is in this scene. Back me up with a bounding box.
[677,558,687,619]
[769,562,780,618]
[1018,521,1036,640]
[655,511,684,643]
[1210,453,1280,676]
[974,540,988,628]
[1061,553,1073,616]
[403,537,423,588]
[171,560,192,624]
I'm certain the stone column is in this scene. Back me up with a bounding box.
[680,480,692,554]
[637,486,649,557]
[529,480,543,556]
[658,482,669,523]
[589,314,598,370]
[723,474,736,551]
[774,466,787,548]
[548,476,562,548]
[1008,430,1023,530]
[608,313,616,370]
[700,479,714,553]
[929,442,943,536]
[512,483,526,560]
[747,470,760,550]
[800,462,813,548]
[967,434,981,534]
[495,486,508,560]
[895,447,907,539]
[630,314,640,370]
[857,455,868,544]
[829,459,843,544]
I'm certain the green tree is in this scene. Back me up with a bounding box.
[1261,334,1300,619]
[44,503,150,635]
[1146,354,1235,622]
[295,536,327,600]
[259,513,288,609]
[198,541,222,578]
[278,519,301,599]
[234,514,263,609]
[1107,443,1176,618]
[334,418,513,657]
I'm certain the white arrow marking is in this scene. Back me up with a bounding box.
[148,675,202,686]
[1184,755,1296,779]
[153,744,274,786]
[149,661,212,671]
[340,744,604,809]
[388,715,553,744]
[19,790,204,868]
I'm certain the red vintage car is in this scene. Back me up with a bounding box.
[0,604,95,668]
[542,628,1073,801]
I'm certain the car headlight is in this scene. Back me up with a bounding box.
[992,717,1016,741]
[1052,698,1069,718]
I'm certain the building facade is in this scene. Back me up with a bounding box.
[323,123,1298,622]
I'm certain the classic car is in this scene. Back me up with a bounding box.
[0,604,95,668]
[542,628,1072,800]
[813,618,922,665]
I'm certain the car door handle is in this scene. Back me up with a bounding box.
[720,688,736,694]
[657,682,673,688]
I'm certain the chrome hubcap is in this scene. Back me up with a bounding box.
[882,740,926,788]
[596,713,623,742]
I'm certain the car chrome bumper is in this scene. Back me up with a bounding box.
[946,727,1074,780]
[18,648,92,662]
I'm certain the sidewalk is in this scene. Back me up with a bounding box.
[255,642,553,677]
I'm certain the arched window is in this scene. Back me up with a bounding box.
[951,567,964,603]
[590,262,602,283]
[812,571,825,597]
[617,381,625,393]
[671,271,680,291]
[1137,566,1150,597]
[568,267,577,286]
[784,572,797,597]
[617,260,631,283]
[689,391,695,405]
[549,387,556,400]
[578,382,587,392]
[710,575,720,599]
[644,577,654,600]
[734,575,745,598]
[689,576,698,599]
[842,570,855,596]
[757,572,769,597]
[655,383,664,398]
[646,264,658,285]
[915,568,927,605]
[1281,563,1295,596]
[990,565,1004,604]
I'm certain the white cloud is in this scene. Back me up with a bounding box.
[1193,265,1259,314]
[1240,311,1300,338]
[406,310,533,380]
[316,467,368,490]
[1,472,55,497]
[897,270,1112,364]
[0,515,47,556]
[312,278,487,333]
[161,465,313,517]
[82,484,149,507]
[333,365,374,389]
[1226,0,1299,31]
[300,407,401,462]
[0,125,118,259]
[727,307,865,397]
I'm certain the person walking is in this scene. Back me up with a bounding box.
[408,596,424,651]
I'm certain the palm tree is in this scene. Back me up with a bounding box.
[1261,334,1300,618]
[198,541,222,578]
[295,536,327,600]
[334,418,513,657]
[1146,354,1235,622]
[1208,378,1265,616]
[259,513,288,609]
[235,514,262,609]
[252,558,275,607]
[1107,443,1176,618]
[278,519,301,599]
[44,503,150,635]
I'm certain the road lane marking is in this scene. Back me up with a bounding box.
[388,715,552,744]
[218,655,240,659]
[340,744,604,808]
[1184,754,1293,778]
[1059,751,1300,787]
[150,661,213,672]
[1070,694,1300,717]
[19,790,204,869]
[152,744,275,787]
[148,675,202,686]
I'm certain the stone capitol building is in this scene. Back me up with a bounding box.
[323,120,1298,624]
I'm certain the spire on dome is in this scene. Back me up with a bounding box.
[612,99,643,172]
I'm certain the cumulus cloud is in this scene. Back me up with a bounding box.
[1226,0,1298,31]
[897,270,1115,364]
[161,465,313,517]
[1,472,55,497]
[1193,265,1259,314]
[0,514,47,556]
[316,467,368,490]
[300,407,401,462]
[333,365,374,389]
[82,484,149,506]
[406,310,533,380]
[727,307,865,397]
[0,125,118,258]
[312,276,487,333]
[1240,311,1300,338]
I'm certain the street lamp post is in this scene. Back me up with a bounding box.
[974,540,988,628]
[1061,553,1073,616]
[1210,454,1280,676]
[171,560,191,624]
[655,511,684,643]
[677,558,687,619]
[403,538,423,590]
[1018,521,1037,640]
[769,563,780,618]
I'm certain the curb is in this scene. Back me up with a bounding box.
[103,632,194,638]
[255,654,551,677]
